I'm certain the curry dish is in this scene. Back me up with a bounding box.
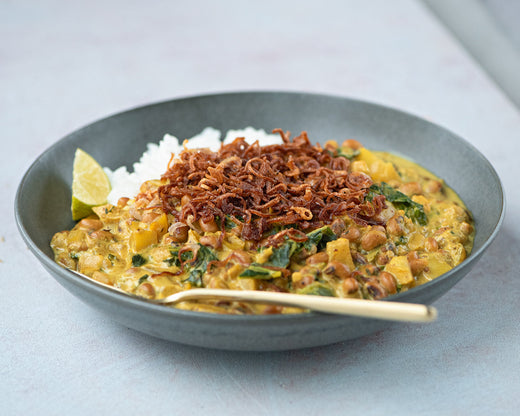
[51,130,474,314]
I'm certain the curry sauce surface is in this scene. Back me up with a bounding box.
[51,142,474,314]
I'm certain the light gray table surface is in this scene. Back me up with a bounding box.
[2,1,519,415]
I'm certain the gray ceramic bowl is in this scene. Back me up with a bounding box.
[15,91,504,351]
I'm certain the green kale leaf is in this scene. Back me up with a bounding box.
[368,182,428,225]
[183,244,218,287]
[131,254,147,267]
[138,274,149,285]
[239,265,283,279]
[302,226,337,252]
[163,247,193,267]
[336,148,360,160]
[264,240,298,268]
[297,282,335,297]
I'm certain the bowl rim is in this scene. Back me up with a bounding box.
[14,90,506,323]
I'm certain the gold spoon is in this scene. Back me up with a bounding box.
[151,288,437,322]
[70,270,437,322]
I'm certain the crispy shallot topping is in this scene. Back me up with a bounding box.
[147,130,385,242]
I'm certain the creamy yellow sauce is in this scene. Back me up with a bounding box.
[51,143,474,314]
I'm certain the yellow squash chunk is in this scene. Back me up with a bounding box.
[130,221,141,231]
[149,213,169,238]
[291,271,303,283]
[256,246,274,264]
[369,160,400,183]
[357,148,399,182]
[149,246,173,263]
[187,230,200,244]
[237,277,258,291]
[92,205,120,223]
[408,233,425,251]
[326,238,355,270]
[350,160,370,175]
[227,263,244,280]
[443,243,467,266]
[108,242,127,259]
[357,148,379,166]
[412,195,431,213]
[64,229,87,252]
[384,255,414,286]
[217,234,247,260]
[422,252,452,280]
[78,254,104,274]
[223,234,246,251]
[149,273,178,289]
[130,229,157,252]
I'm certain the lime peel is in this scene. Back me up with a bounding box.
[71,149,111,221]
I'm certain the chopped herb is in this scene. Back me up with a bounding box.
[337,148,360,160]
[393,163,403,178]
[163,247,193,267]
[163,257,178,267]
[264,240,298,268]
[302,226,337,252]
[395,236,408,246]
[182,250,194,262]
[368,182,428,225]
[253,227,336,275]
[239,265,282,279]
[163,250,180,267]
[265,223,299,236]
[214,215,222,228]
[107,253,117,265]
[131,254,147,267]
[241,227,338,281]
[297,283,335,297]
[69,252,79,260]
[138,274,149,285]
[224,215,238,229]
[240,239,299,279]
[182,244,218,287]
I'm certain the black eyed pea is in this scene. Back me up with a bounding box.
[306,252,329,265]
[342,277,359,294]
[324,261,351,279]
[361,228,387,251]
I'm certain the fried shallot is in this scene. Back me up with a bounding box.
[151,130,385,242]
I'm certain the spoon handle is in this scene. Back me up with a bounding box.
[158,289,437,323]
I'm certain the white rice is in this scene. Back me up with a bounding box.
[104,127,282,204]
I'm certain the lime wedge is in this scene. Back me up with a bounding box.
[71,148,111,221]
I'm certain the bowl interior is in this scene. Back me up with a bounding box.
[18,92,502,259]
[15,91,504,350]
